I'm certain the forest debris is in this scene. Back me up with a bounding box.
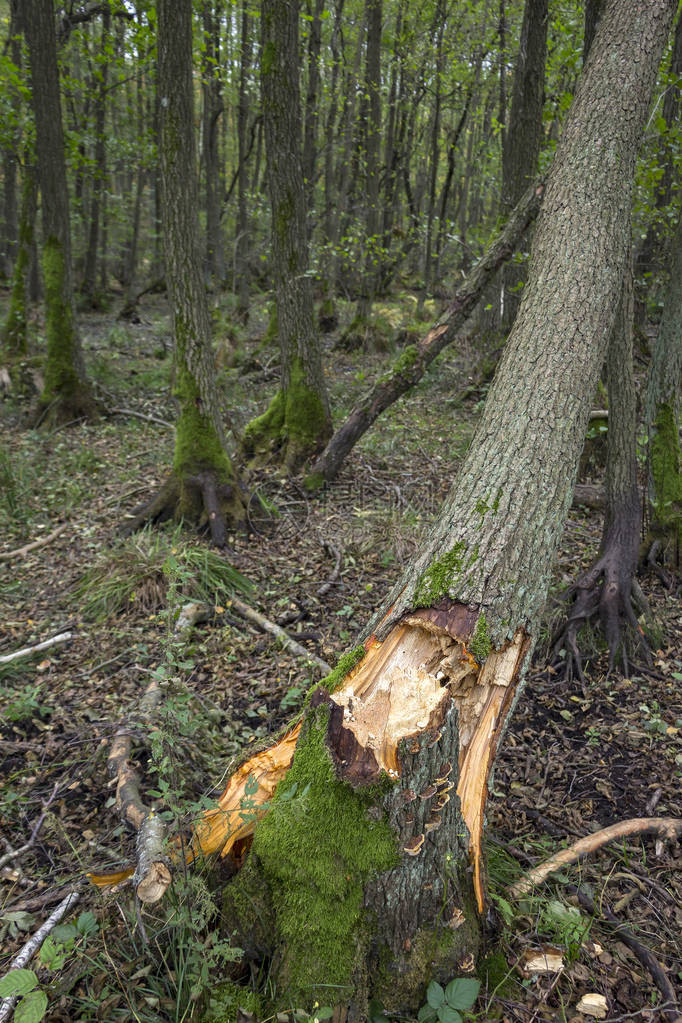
[508,817,682,899]
[0,522,69,561]
[0,889,80,1023]
[518,947,565,976]
[228,595,331,673]
[0,783,59,871]
[317,540,342,596]
[576,993,608,1018]
[0,631,72,664]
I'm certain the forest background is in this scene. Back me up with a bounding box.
[0,1,681,1022]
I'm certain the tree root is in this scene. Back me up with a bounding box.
[552,542,648,682]
[121,472,245,547]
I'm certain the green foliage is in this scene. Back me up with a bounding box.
[418,977,481,1023]
[0,444,33,529]
[76,525,252,620]
[1,684,52,723]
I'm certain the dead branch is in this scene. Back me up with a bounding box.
[106,675,170,903]
[0,632,72,665]
[229,595,331,674]
[0,523,69,562]
[109,407,173,429]
[317,540,342,596]
[567,884,681,1023]
[0,889,81,1023]
[508,817,682,899]
[0,783,59,870]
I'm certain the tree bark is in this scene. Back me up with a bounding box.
[126,0,246,541]
[1,0,21,279]
[235,0,253,321]
[644,209,682,569]
[354,0,383,326]
[307,179,544,487]
[23,0,97,425]
[241,0,332,473]
[81,6,110,305]
[2,162,37,357]
[211,1,675,1015]
[202,0,226,287]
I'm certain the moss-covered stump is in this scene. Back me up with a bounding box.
[123,471,245,547]
[242,360,332,474]
[214,611,529,1019]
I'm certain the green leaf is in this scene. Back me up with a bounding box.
[427,981,445,1009]
[437,1007,462,1023]
[417,1006,437,1023]
[0,970,38,997]
[76,910,99,937]
[444,978,481,1010]
[15,989,48,1023]
[315,1009,334,1020]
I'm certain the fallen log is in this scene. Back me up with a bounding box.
[228,596,331,674]
[306,178,545,486]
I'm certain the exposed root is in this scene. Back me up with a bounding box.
[121,472,245,546]
[553,536,648,682]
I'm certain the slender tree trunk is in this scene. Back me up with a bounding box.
[355,0,382,326]
[235,0,253,321]
[202,0,225,287]
[307,179,544,487]
[302,0,324,212]
[419,0,446,317]
[2,163,37,357]
[242,0,332,472]
[216,6,674,1016]
[2,0,22,278]
[125,0,246,542]
[81,6,110,305]
[23,0,96,424]
[499,0,548,327]
[318,0,345,331]
[645,210,682,569]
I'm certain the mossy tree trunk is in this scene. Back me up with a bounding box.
[242,0,332,473]
[81,6,109,307]
[218,1,674,1015]
[202,0,226,288]
[2,162,37,358]
[125,0,245,544]
[644,209,682,573]
[23,0,97,425]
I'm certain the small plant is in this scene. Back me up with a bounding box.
[0,968,47,1023]
[1,684,52,724]
[0,444,33,529]
[418,978,481,1023]
[539,898,591,958]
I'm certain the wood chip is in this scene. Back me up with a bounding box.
[575,993,608,1018]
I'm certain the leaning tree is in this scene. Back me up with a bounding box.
[189,1,675,1016]
[241,0,332,472]
[124,0,245,543]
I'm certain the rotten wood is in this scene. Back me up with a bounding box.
[0,522,69,562]
[508,817,682,899]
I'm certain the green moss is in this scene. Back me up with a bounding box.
[284,358,328,446]
[413,541,471,607]
[392,344,418,376]
[479,949,515,996]
[650,402,682,541]
[242,389,285,461]
[305,645,366,705]
[246,704,398,1005]
[470,613,491,664]
[172,364,234,481]
[40,236,81,404]
[262,39,276,77]
[202,981,262,1023]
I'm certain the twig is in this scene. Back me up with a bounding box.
[0,783,59,870]
[508,817,682,899]
[567,884,681,1023]
[317,540,342,596]
[0,632,72,665]
[0,523,69,562]
[109,403,173,427]
[228,596,331,674]
[0,889,80,1023]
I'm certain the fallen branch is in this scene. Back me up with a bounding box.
[109,407,173,429]
[106,675,171,903]
[0,632,72,665]
[317,541,342,597]
[0,523,69,562]
[567,884,681,1023]
[228,596,331,673]
[508,817,682,899]
[0,889,80,1023]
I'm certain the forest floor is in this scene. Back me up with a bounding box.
[0,291,681,1023]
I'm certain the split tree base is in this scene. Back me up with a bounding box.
[122,471,246,547]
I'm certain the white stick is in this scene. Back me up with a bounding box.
[0,633,72,665]
[0,523,69,562]
[0,890,80,1022]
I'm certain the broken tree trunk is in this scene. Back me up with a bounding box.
[195,1,675,1015]
[306,178,544,487]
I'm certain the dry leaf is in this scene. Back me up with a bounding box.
[576,993,607,1018]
